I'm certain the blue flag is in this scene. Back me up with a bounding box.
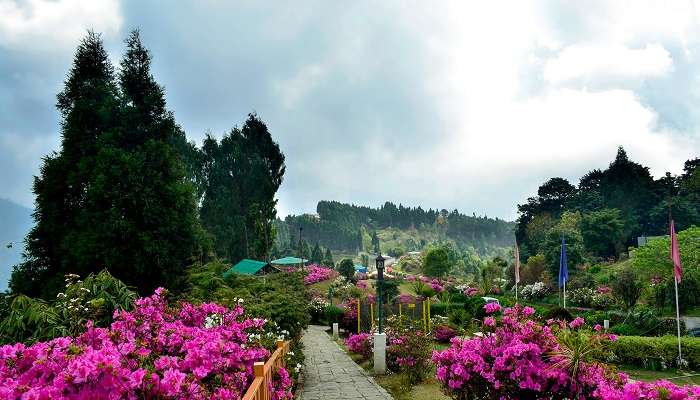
[558,236,568,288]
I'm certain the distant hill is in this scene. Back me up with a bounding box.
[275,200,514,256]
[0,199,32,291]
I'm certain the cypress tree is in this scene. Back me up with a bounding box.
[11,32,119,297]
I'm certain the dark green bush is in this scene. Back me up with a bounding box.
[611,336,700,369]
[430,303,465,317]
[448,309,471,328]
[609,324,641,336]
[464,297,487,320]
[589,265,601,274]
[541,307,573,322]
[324,305,344,325]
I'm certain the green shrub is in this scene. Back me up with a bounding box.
[324,305,344,325]
[464,297,486,320]
[541,307,573,322]
[611,336,700,369]
[589,265,601,274]
[448,309,471,328]
[609,323,641,336]
[430,303,465,317]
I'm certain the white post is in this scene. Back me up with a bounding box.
[674,277,683,365]
[603,319,609,330]
[515,281,518,304]
[563,281,566,309]
[373,332,386,374]
[332,323,339,340]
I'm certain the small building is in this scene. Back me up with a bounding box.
[223,259,279,278]
[271,256,308,267]
[354,265,367,274]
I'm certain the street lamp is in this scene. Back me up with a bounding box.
[376,253,385,333]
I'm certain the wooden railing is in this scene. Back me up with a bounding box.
[242,339,290,400]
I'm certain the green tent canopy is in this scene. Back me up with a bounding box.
[270,256,308,265]
[223,259,277,277]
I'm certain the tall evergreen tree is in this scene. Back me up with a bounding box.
[200,114,285,262]
[310,243,323,264]
[11,31,209,297]
[11,32,119,297]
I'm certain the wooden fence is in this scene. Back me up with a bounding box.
[242,339,290,400]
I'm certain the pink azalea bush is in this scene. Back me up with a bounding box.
[345,333,372,359]
[0,288,293,399]
[432,305,699,400]
[304,264,337,285]
[398,294,415,304]
[433,325,457,343]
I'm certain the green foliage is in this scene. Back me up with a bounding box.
[186,261,310,340]
[611,266,643,310]
[665,270,700,312]
[580,208,626,259]
[422,246,451,278]
[11,31,209,298]
[611,336,700,369]
[337,259,355,281]
[516,147,700,265]
[324,305,344,325]
[464,296,487,321]
[541,307,574,322]
[0,270,136,344]
[199,113,285,263]
[543,212,585,278]
[633,226,700,281]
[380,280,400,303]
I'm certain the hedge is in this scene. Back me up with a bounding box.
[611,336,700,369]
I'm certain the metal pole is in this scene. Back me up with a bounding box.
[563,280,566,309]
[674,276,683,364]
[377,267,384,334]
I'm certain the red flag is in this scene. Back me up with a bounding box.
[514,243,521,284]
[671,220,682,283]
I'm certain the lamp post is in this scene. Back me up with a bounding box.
[376,253,385,333]
[373,253,386,374]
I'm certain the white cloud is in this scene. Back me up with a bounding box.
[544,44,673,85]
[0,0,123,52]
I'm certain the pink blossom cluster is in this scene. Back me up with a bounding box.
[429,279,444,293]
[356,280,368,289]
[596,285,612,294]
[303,264,337,285]
[432,305,699,399]
[483,302,501,314]
[0,288,293,399]
[433,325,457,343]
[464,287,479,297]
[398,294,415,304]
[345,333,372,359]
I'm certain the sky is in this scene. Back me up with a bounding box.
[1,1,700,221]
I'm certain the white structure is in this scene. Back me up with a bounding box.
[373,333,386,374]
[332,323,339,339]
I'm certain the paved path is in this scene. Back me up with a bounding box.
[299,325,393,400]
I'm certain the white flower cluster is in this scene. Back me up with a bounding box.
[520,282,549,300]
[204,313,223,329]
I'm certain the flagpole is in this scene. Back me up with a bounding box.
[674,274,682,364]
[515,281,518,304]
[563,280,566,309]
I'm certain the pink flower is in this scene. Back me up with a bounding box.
[483,317,496,327]
[484,302,501,314]
[569,317,585,329]
[594,324,602,332]
[522,306,535,317]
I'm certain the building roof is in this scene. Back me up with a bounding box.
[271,256,308,265]
[223,259,270,277]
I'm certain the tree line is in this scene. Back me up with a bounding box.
[515,146,699,276]
[277,200,515,253]
[10,31,284,299]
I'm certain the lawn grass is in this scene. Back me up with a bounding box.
[619,365,700,385]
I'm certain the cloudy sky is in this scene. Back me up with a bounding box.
[1,1,700,221]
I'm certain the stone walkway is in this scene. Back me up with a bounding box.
[299,325,393,400]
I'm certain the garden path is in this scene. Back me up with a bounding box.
[299,325,393,400]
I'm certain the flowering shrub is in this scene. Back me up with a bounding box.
[463,286,480,297]
[432,305,699,400]
[484,302,501,314]
[387,330,432,384]
[340,300,358,332]
[520,281,549,300]
[0,288,293,399]
[345,333,372,359]
[309,297,329,324]
[434,325,457,343]
[568,287,596,307]
[398,294,415,304]
[304,264,337,285]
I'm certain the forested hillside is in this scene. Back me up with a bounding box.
[274,201,515,255]
[515,147,699,272]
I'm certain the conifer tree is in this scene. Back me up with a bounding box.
[11,32,119,297]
